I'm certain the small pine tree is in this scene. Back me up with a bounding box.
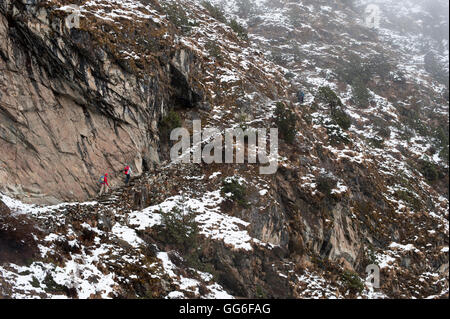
[159,207,198,252]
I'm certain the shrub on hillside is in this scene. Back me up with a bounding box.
[316,86,343,109]
[341,0,355,9]
[161,3,197,33]
[274,102,297,144]
[335,54,369,85]
[365,54,393,80]
[439,146,449,164]
[229,19,248,40]
[420,160,440,182]
[202,1,227,23]
[269,51,288,65]
[434,126,449,163]
[205,41,223,61]
[395,190,423,211]
[374,119,391,139]
[351,78,371,108]
[341,270,364,294]
[396,104,430,138]
[160,110,182,142]
[353,200,375,217]
[158,207,199,252]
[424,51,450,87]
[222,178,248,208]
[316,174,338,197]
[288,5,303,27]
[284,72,296,80]
[336,53,393,85]
[331,108,352,131]
[368,136,385,149]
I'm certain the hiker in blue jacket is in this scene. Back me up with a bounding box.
[297,90,305,104]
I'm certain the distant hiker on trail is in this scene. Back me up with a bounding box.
[99,173,110,196]
[124,165,132,185]
[297,90,305,104]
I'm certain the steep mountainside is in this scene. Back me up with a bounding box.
[0,0,448,299]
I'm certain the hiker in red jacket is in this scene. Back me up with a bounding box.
[124,165,132,185]
[99,173,110,196]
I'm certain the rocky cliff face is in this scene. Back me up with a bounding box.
[0,0,448,299]
[0,0,207,204]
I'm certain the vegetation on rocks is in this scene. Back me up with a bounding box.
[160,110,182,143]
[43,273,70,295]
[205,41,223,61]
[229,19,248,40]
[433,126,450,163]
[202,1,227,23]
[222,178,249,208]
[395,190,423,211]
[161,2,198,34]
[336,54,393,108]
[336,54,393,85]
[331,108,352,131]
[275,102,297,144]
[316,86,343,109]
[420,160,440,183]
[316,174,338,198]
[341,270,364,294]
[351,78,371,108]
[288,5,303,28]
[368,136,385,149]
[158,207,199,253]
[373,119,392,139]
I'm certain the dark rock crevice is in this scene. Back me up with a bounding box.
[169,63,202,110]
